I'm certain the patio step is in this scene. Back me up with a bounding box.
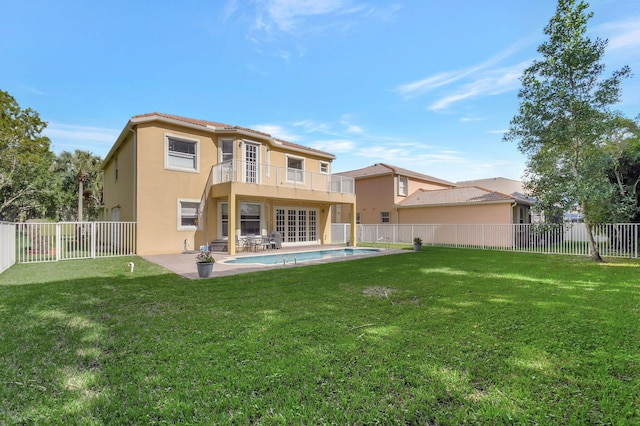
[209,240,227,252]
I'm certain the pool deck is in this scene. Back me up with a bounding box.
[143,245,406,279]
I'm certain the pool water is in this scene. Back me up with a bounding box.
[223,248,380,265]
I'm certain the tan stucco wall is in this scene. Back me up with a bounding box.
[397,203,513,224]
[102,133,135,221]
[353,175,395,224]
[134,123,217,254]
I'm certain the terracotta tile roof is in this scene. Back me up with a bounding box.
[335,163,456,186]
[131,112,333,158]
[397,186,530,207]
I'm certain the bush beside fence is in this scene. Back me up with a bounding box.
[332,223,640,258]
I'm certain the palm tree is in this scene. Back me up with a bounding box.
[54,150,102,221]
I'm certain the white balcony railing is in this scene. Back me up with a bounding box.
[210,160,354,194]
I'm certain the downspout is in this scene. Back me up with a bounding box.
[129,126,137,223]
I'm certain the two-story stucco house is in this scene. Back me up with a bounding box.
[101,112,357,255]
[333,163,457,224]
[334,163,532,226]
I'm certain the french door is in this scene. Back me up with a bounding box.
[244,143,259,183]
[275,207,318,244]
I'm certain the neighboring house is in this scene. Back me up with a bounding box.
[456,177,525,197]
[395,186,533,225]
[457,177,540,222]
[101,112,357,255]
[334,163,456,224]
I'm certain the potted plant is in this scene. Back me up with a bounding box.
[195,250,215,278]
[413,237,423,252]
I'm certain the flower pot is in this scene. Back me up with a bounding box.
[413,243,422,252]
[196,262,214,278]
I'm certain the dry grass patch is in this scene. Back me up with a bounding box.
[362,285,396,298]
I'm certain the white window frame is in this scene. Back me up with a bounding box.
[398,176,408,196]
[178,198,201,231]
[380,211,390,223]
[242,140,261,184]
[286,155,305,183]
[320,161,329,174]
[165,133,200,173]
[265,148,270,177]
[219,138,235,163]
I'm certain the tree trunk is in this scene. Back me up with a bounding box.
[583,216,604,262]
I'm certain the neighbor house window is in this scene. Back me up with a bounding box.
[356,213,361,224]
[287,156,304,183]
[114,156,119,181]
[166,135,199,172]
[179,200,200,230]
[320,162,329,174]
[381,212,390,223]
[398,176,408,196]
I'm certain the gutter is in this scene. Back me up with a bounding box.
[395,199,516,209]
[130,114,336,160]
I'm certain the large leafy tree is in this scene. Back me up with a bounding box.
[504,0,631,262]
[0,90,56,221]
[54,150,103,221]
[598,116,640,223]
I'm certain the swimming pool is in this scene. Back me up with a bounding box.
[223,248,380,265]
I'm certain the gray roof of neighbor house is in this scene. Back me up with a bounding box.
[456,177,534,203]
[104,112,336,166]
[335,163,456,187]
[397,186,533,208]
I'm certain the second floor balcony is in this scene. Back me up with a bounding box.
[209,160,355,194]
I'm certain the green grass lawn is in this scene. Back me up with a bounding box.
[1,248,639,424]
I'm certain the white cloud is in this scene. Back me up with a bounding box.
[339,115,363,134]
[428,61,528,112]
[44,122,120,157]
[597,16,640,51]
[46,122,119,143]
[396,38,533,99]
[250,123,301,142]
[262,0,360,33]
[311,139,355,153]
[293,119,333,133]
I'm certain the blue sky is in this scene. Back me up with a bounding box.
[2,0,639,182]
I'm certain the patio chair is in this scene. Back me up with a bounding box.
[246,234,258,252]
[235,236,247,252]
[259,234,274,251]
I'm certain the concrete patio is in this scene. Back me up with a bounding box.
[143,245,405,280]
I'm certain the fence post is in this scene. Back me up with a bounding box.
[91,222,97,258]
[56,223,61,262]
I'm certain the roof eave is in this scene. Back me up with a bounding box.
[395,199,518,209]
[102,114,336,167]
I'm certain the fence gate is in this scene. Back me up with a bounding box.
[16,222,136,263]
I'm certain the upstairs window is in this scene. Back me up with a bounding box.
[320,162,329,174]
[381,212,390,223]
[398,176,408,196]
[166,135,199,172]
[287,156,304,183]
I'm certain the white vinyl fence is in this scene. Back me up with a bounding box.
[1,222,16,273]
[15,222,137,264]
[332,223,640,258]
